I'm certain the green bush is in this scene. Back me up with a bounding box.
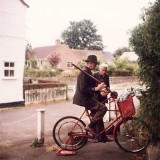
[108,57,139,76]
[60,69,79,77]
[129,0,160,144]
[24,68,58,77]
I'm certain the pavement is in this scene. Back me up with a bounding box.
[0,99,144,160]
[0,140,145,160]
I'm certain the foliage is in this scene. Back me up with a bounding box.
[24,67,58,77]
[108,57,139,76]
[129,0,160,143]
[60,69,79,77]
[61,19,104,50]
[113,47,130,57]
[30,59,37,69]
[74,56,138,76]
[25,59,37,69]
[112,57,129,70]
[25,43,34,60]
[31,138,44,147]
[47,53,61,69]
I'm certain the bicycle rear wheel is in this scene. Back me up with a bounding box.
[53,116,88,151]
[115,117,150,153]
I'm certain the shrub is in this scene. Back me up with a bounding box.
[24,68,58,77]
[60,69,79,77]
[108,57,139,76]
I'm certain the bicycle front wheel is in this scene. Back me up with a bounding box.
[53,116,88,151]
[115,117,150,153]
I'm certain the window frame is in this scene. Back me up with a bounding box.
[2,61,16,79]
[67,61,73,68]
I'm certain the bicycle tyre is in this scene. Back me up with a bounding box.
[53,116,88,151]
[114,117,150,153]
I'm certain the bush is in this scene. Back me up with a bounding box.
[129,0,160,144]
[108,57,139,76]
[60,69,79,77]
[24,68,59,77]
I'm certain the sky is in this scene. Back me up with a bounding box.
[26,0,156,53]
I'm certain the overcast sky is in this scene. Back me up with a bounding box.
[26,0,155,53]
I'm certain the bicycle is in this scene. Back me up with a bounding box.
[53,88,151,153]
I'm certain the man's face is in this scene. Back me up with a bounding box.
[88,62,97,70]
[99,67,107,75]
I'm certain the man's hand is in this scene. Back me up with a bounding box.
[100,88,109,97]
[95,83,106,91]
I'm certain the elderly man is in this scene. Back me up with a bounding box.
[93,63,110,104]
[93,63,110,141]
[73,55,108,142]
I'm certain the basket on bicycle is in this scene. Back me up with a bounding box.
[118,95,135,118]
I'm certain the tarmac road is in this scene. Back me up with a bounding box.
[0,140,143,160]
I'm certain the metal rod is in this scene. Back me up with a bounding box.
[72,63,101,83]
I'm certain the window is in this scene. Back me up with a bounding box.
[67,62,73,68]
[3,62,15,77]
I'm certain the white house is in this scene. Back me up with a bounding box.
[0,0,29,106]
[120,52,138,61]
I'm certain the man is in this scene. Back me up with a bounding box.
[93,63,110,104]
[73,55,108,142]
[93,63,111,138]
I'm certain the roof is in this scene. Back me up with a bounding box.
[33,46,58,59]
[32,42,109,63]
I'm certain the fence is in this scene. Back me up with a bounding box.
[24,83,68,106]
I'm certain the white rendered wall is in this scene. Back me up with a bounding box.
[0,0,27,104]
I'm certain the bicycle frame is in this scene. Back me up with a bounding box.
[68,95,129,141]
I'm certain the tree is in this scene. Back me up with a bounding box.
[61,19,104,50]
[113,47,130,57]
[129,0,160,144]
[25,43,34,60]
[47,53,61,69]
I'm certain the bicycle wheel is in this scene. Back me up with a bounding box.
[53,116,88,151]
[115,117,150,153]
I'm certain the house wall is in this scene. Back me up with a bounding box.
[0,0,27,104]
[55,45,84,70]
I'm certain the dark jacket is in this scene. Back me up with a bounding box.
[93,72,110,103]
[73,66,97,108]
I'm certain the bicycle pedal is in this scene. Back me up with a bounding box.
[92,138,99,143]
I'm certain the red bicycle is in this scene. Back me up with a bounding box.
[53,88,151,153]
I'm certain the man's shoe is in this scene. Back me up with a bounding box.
[85,126,97,137]
[98,136,112,143]
[105,126,114,135]
[98,138,107,143]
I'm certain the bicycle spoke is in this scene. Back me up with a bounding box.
[53,116,88,151]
